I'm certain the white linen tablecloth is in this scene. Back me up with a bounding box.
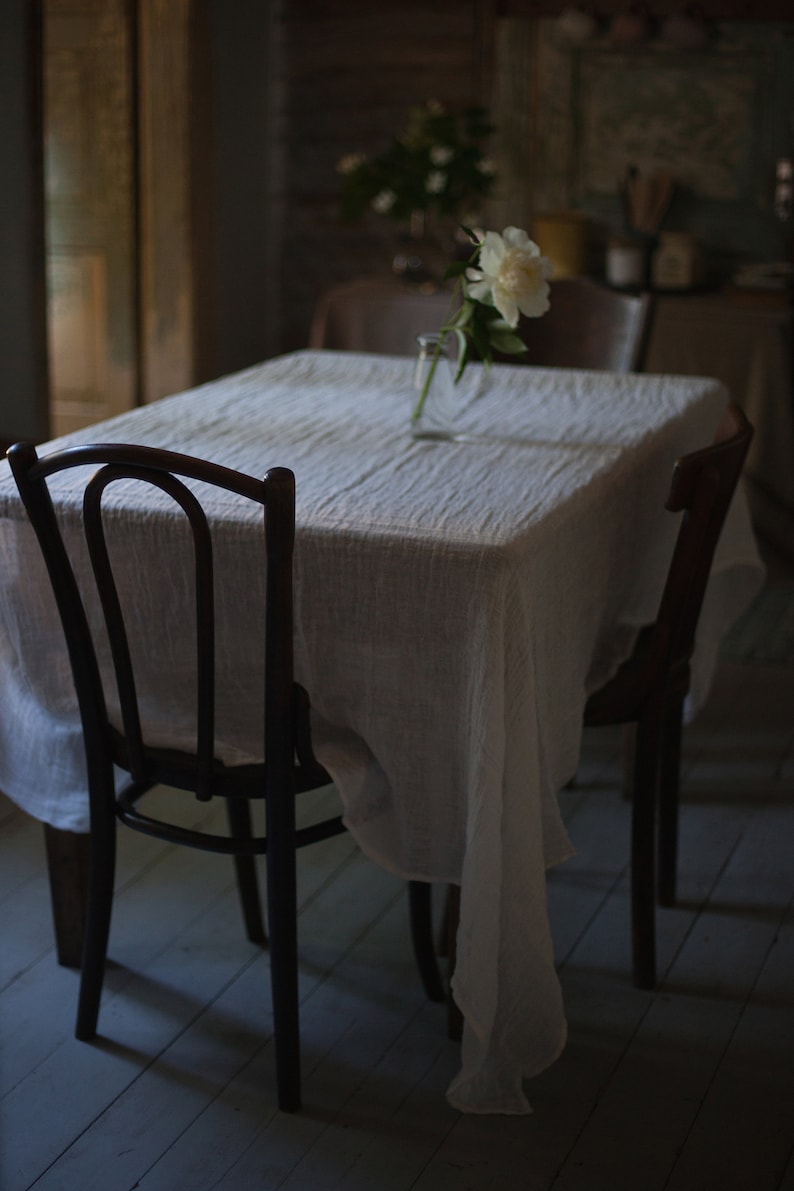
[0,350,764,1113]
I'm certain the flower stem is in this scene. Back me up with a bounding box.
[410,282,462,424]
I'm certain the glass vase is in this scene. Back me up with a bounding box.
[411,333,457,440]
[393,210,446,287]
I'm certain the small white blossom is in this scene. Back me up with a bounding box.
[477,157,496,176]
[371,189,396,214]
[430,145,454,166]
[336,153,365,175]
[465,227,551,327]
[425,171,446,195]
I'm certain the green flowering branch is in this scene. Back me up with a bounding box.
[338,102,496,224]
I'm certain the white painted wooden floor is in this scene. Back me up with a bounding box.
[1,628,792,1189]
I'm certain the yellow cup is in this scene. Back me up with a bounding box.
[531,212,589,279]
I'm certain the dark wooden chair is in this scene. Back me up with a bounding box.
[583,403,754,988]
[7,441,442,1113]
[420,403,754,1023]
[502,276,655,373]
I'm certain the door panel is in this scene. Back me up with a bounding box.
[44,0,137,437]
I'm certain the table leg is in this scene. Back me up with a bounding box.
[440,883,463,1041]
[43,824,90,968]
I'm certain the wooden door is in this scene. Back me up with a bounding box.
[43,0,138,437]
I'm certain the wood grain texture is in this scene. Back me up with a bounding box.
[137,0,196,404]
[1,629,792,1189]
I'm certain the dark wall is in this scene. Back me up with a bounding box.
[0,0,49,445]
[192,0,280,381]
[276,0,490,350]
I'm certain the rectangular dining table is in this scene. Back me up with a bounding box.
[0,349,764,1114]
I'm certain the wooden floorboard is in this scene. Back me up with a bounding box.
[1,648,792,1191]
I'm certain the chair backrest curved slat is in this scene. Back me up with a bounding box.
[82,463,219,798]
[7,441,295,805]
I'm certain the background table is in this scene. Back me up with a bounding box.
[0,350,764,1113]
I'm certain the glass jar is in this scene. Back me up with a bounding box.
[606,233,648,289]
[651,232,703,291]
[411,333,457,440]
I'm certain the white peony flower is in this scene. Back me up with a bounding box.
[336,153,365,175]
[430,145,454,166]
[465,227,552,327]
[371,189,397,214]
[425,170,447,194]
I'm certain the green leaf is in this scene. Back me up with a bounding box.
[444,261,468,280]
[447,300,475,330]
[453,335,470,383]
[459,224,481,246]
[487,331,528,355]
[471,317,492,364]
[451,326,467,361]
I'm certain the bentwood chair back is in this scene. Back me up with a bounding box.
[7,441,440,1112]
[509,276,655,373]
[583,403,754,987]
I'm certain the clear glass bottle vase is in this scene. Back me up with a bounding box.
[410,333,457,440]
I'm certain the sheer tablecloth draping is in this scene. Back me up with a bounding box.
[0,350,764,1113]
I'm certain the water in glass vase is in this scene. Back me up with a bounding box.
[411,333,457,440]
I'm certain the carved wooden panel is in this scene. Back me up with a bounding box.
[137,0,196,403]
[47,251,107,408]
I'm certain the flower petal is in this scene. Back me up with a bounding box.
[492,284,519,327]
[516,286,550,318]
[477,231,507,277]
[465,278,493,303]
[502,226,537,253]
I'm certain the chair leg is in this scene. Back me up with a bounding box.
[75,799,117,1040]
[226,799,267,944]
[657,699,684,908]
[265,789,301,1113]
[43,824,90,968]
[630,713,660,991]
[621,723,637,801]
[407,881,445,1002]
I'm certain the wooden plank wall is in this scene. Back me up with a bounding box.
[276,0,493,350]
